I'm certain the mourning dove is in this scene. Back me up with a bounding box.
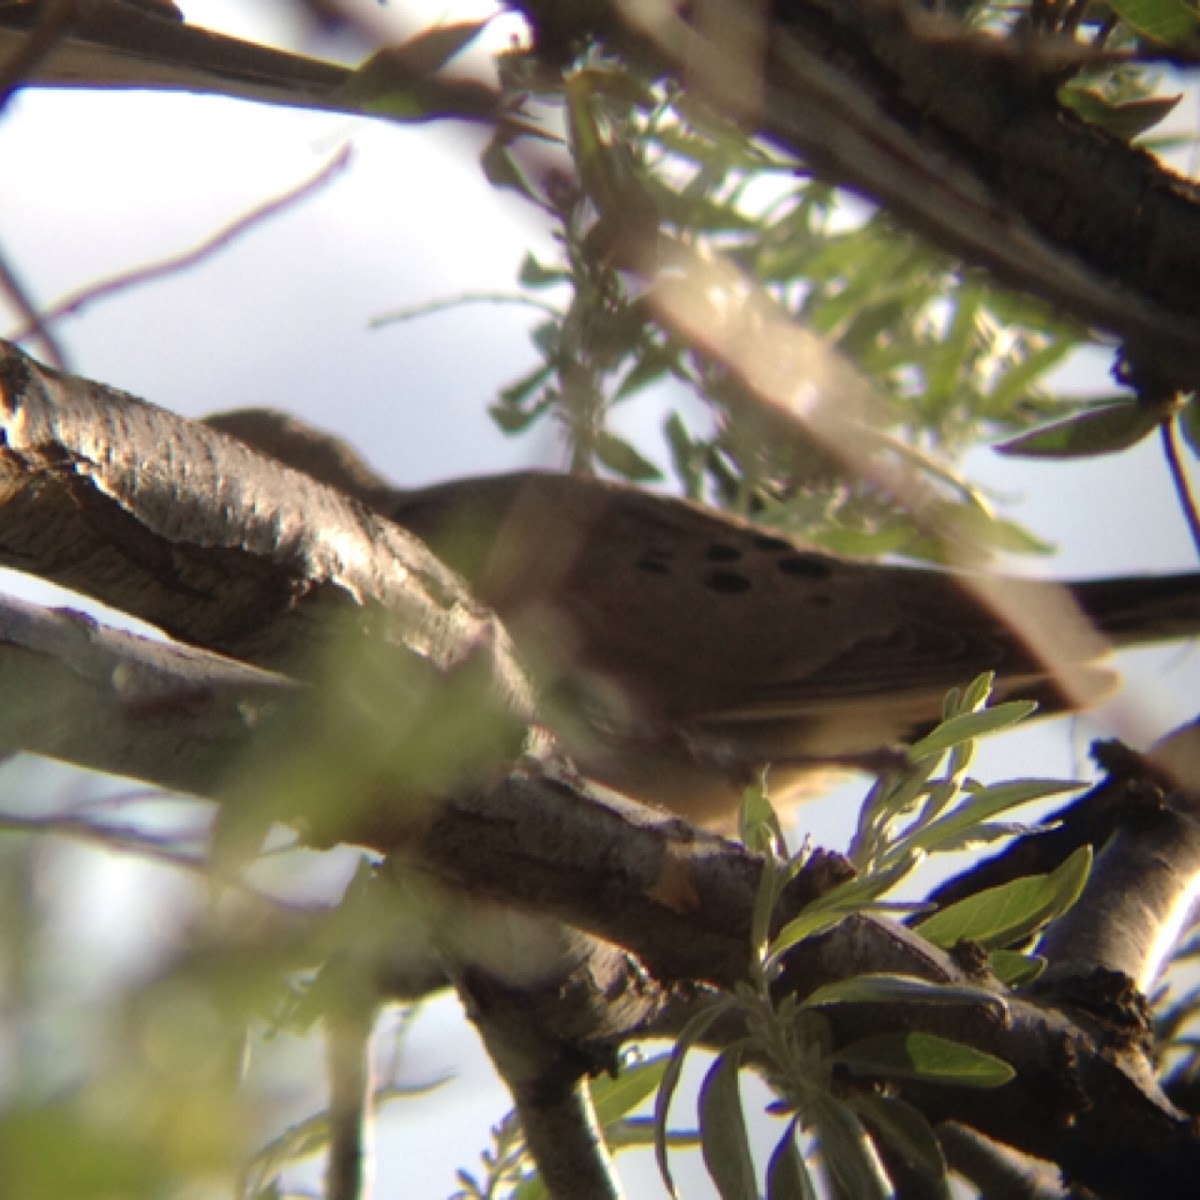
[207,408,1200,827]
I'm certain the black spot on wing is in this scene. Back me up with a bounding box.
[635,554,672,575]
[777,554,833,580]
[705,569,752,594]
[751,534,793,553]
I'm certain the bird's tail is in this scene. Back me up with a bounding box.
[1072,572,1200,646]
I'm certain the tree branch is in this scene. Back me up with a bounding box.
[512,0,1200,385]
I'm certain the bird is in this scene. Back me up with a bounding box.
[205,408,1200,828]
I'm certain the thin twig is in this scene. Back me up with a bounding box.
[7,143,354,343]
[1161,417,1200,560]
[0,808,317,913]
[0,241,68,368]
[370,290,563,328]
[326,996,378,1200]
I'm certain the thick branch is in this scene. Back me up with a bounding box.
[0,588,295,794]
[0,0,500,119]
[0,0,352,110]
[0,339,530,709]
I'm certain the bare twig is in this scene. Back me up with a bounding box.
[325,995,378,1200]
[0,242,68,368]
[371,290,563,328]
[6,144,354,344]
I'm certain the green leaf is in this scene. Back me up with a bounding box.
[907,700,1038,761]
[489,400,544,434]
[833,1032,1015,1087]
[1060,87,1182,141]
[565,74,658,233]
[591,1053,670,1127]
[518,252,569,288]
[766,1119,818,1200]
[994,400,1163,459]
[375,19,489,76]
[1180,401,1200,459]
[1106,0,1200,44]
[614,347,676,401]
[809,525,915,557]
[849,1094,948,1188]
[529,318,561,360]
[908,779,1082,856]
[338,61,497,122]
[739,776,788,861]
[606,1115,694,1150]
[480,139,543,204]
[655,1002,732,1199]
[985,338,1073,412]
[664,412,706,498]
[916,844,1093,950]
[594,430,664,481]
[0,1103,166,1199]
[767,854,921,965]
[803,973,1007,1021]
[989,949,1047,986]
[809,1095,892,1200]
[923,286,983,417]
[924,819,1058,854]
[699,1051,758,1200]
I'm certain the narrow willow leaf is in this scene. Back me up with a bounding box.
[986,339,1073,411]
[518,252,569,288]
[768,855,920,964]
[480,139,543,203]
[740,776,787,860]
[497,362,554,408]
[916,844,1093,950]
[699,1051,757,1200]
[335,20,489,104]
[849,1094,948,1189]
[907,700,1038,760]
[833,1032,1015,1087]
[591,1053,670,1127]
[910,780,1082,855]
[1060,87,1182,140]
[663,412,706,498]
[614,348,675,401]
[960,672,995,712]
[654,1003,732,1199]
[1180,401,1200,459]
[766,1118,818,1200]
[607,1115,698,1150]
[809,525,914,557]
[810,1095,892,1200]
[923,286,984,415]
[989,949,1046,986]
[383,19,489,75]
[803,973,1007,1021]
[1106,0,1200,43]
[994,400,1163,459]
[512,1169,546,1200]
[564,75,658,231]
[594,430,663,481]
